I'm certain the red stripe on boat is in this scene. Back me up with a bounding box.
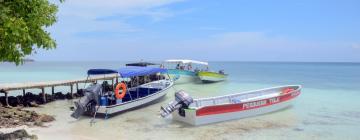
[196,91,301,116]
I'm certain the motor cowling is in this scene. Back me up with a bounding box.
[160,90,193,118]
[71,84,102,119]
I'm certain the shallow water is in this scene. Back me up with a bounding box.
[1,62,360,139]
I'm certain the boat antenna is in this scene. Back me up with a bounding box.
[166,73,178,91]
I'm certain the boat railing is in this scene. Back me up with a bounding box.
[192,90,271,108]
[192,85,301,108]
[140,79,169,89]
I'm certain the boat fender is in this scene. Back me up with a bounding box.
[114,83,127,99]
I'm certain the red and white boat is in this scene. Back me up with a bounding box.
[160,85,301,125]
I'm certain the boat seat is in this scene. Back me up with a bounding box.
[121,88,162,102]
[240,92,280,102]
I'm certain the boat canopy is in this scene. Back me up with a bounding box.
[165,59,208,65]
[87,66,167,78]
[118,66,166,78]
[87,69,118,75]
[125,62,158,67]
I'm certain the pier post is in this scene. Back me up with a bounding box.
[42,87,46,103]
[111,79,114,86]
[3,90,9,106]
[51,86,54,95]
[116,77,118,84]
[76,83,79,91]
[70,84,73,96]
[22,89,26,96]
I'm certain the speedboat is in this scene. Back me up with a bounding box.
[197,70,228,83]
[71,66,173,119]
[162,59,208,84]
[160,85,301,125]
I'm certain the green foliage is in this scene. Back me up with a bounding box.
[0,0,60,65]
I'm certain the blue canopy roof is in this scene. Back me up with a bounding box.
[87,69,118,75]
[118,66,167,78]
[87,66,167,78]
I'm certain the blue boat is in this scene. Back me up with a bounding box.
[71,66,173,119]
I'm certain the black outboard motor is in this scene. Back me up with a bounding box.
[71,84,102,119]
[160,90,193,117]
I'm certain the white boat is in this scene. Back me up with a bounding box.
[160,85,301,125]
[162,59,208,84]
[96,79,172,115]
[71,66,173,119]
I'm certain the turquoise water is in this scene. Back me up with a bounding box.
[1,62,360,139]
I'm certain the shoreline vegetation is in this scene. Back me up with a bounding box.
[0,90,85,140]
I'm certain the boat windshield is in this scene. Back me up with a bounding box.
[163,59,209,72]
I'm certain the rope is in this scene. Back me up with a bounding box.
[90,105,101,126]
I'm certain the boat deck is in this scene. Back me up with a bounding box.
[190,85,300,109]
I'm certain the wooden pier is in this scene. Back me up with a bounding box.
[0,74,119,106]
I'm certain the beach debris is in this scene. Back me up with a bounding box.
[0,106,55,128]
[54,92,66,100]
[0,129,38,140]
[65,92,74,100]
[29,102,39,107]
[73,89,85,98]
[293,128,304,131]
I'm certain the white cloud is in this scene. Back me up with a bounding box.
[182,32,292,49]
[58,0,185,20]
[68,0,183,9]
[156,31,360,62]
[351,43,360,49]
[35,30,360,62]
[49,0,188,39]
[47,0,189,45]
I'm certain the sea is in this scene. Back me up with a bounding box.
[0,61,359,140]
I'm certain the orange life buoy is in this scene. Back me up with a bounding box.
[114,83,127,99]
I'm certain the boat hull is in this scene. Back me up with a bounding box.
[165,69,197,84]
[197,71,227,83]
[96,80,173,115]
[172,85,301,125]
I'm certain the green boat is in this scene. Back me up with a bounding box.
[197,71,228,83]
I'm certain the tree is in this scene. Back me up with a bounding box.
[0,0,60,65]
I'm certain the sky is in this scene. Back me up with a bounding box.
[33,0,360,62]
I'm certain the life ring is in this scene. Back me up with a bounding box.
[114,83,127,99]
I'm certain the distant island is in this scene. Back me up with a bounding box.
[22,58,35,62]
[1,58,35,64]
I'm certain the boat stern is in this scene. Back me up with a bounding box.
[171,108,198,125]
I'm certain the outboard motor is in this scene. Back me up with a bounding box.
[71,84,102,119]
[160,90,193,117]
